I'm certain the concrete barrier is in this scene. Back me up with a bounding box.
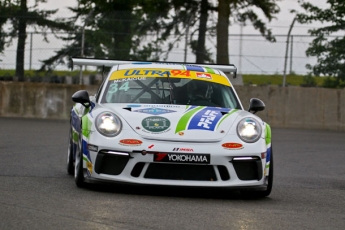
[0,82,97,120]
[0,82,344,131]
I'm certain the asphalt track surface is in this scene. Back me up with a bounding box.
[0,117,344,230]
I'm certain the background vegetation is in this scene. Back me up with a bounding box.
[1,0,345,88]
[0,68,326,87]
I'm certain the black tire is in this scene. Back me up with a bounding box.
[74,132,86,187]
[241,147,274,198]
[66,126,74,175]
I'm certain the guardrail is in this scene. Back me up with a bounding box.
[0,82,344,131]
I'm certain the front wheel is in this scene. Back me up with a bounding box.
[66,126,74,175]
[74,134,86,187]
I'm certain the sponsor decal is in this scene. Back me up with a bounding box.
[113,77,146,83]
[154,153,210,164]
[143,104,180,108]
[170,70,191,76]
[133,108,176,115]
[142,116,171,134]
[175,107,236,133]
[148,144,154,149]
[172,148,194,152]
[119,139,143,146]
[123,69,190,77]
[196,72,212,79]
[178,131,184,136]
[222,142,243,150]
[109,69,231,87]
[188,109,221,131]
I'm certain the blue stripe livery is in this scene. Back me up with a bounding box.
[185,65,204,72]
[82,139,92,162]
[187,107,230,131]
[266,146,271,163]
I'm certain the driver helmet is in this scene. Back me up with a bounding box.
[187,80,213,101]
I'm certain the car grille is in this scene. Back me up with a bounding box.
[144,163,217,181]
[129,163,229,181]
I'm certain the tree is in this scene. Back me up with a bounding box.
[41,0,279,70]
[216,0,280,64]
[40,0,200,70]
[40,0,167,70]
[297,0,345,88]
[194,0,217,63]
[0,0,16,54]
[3,0,71,81]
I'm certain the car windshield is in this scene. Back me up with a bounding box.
[100,69,241,109]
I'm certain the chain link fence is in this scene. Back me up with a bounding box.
[0,31,319,75]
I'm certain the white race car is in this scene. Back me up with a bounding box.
[67,58,273,197]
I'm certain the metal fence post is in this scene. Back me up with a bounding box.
[283,17,296,87]
[29,32,33,70]
[290,35,294,74]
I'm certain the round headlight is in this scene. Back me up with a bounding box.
[95,112,122,137]
[237,117,262,143]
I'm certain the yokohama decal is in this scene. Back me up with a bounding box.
[154,153,210,164]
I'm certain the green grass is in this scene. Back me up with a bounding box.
[0,69,325,86]
[242,74,325,86]
[0,69,96,77]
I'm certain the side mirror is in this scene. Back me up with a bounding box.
[248,98,265,114]
[72,90,90,108]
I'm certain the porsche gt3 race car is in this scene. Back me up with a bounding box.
[67,58,273,197]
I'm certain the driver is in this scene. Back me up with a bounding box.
[187,80,218,106]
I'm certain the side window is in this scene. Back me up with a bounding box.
[96,78,107,103]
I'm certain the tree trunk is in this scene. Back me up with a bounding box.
[111,2,133,60]
[216,0,230,64]
[15,0,27,81]
[196,0,209,63]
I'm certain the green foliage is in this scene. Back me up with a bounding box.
[0,0,17,53]
[300,74,317,87]
[297,0,345,87]
[235,0,280,42]
[216,0,280,64]
[0,0,73,80]
[242,74,324,86]
[0,69,330,88]
[322,76,345,89]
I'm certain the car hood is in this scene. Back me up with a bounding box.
[101,103,241,142]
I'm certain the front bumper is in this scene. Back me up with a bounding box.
[82,132,269,189]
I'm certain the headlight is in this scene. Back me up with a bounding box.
[95,112,122,137]
[237,117,262,143]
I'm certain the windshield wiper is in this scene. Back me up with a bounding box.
[166,72,174,104]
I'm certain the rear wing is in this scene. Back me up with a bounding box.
[71,57,237,78]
